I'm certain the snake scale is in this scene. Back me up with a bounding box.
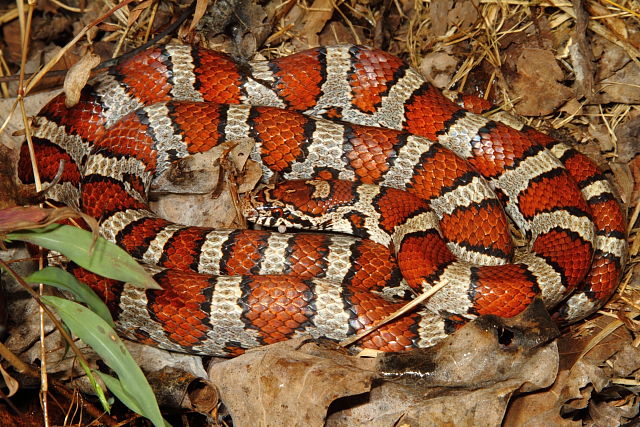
[18,44,627,356]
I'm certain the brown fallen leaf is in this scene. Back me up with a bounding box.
[589,392,639,426]
[586,2,628,41]
[0,364,19,398]
[318,21,359,46]
[151,139,258,195]
[557,316,633,371]
[377,300,558,389]
[194,0,241,36]
[151,189,245,229]
[0,144,18,211]
[569,1,594,100]
[420,51,459,89]
[593,38,630,81]
[208,301,560,426]
[559,361,610,414]
[31,15,74,45]
[611,344,640,378]
[448,0,478,32]
[1,19,23,64]
[188,0,210,33]
[128,0,154,27]
[582,109,635,203]
[429,0,452,37]
[208,337,377,427]
[594,62,640,104]
[195,0,269,56]
[329,300,560,426]
[0,88,60,153]
[615,112,640,164]
[505,313,638,426]
[503,368,582,427]
[63,51,101,108]
[146,366,219,411]
[151,138,261,228]
[300,0,335,48]
[509,48,573,116]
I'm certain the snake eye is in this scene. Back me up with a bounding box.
[271,207,282,218]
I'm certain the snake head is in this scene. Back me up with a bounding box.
[243,179,350,232]
[244,181,320,231]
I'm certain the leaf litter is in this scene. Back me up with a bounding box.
[0,0,638,425]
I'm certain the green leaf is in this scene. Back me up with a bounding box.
[95,372,143,413]
[79,359,112,413]
[96,373,171,427]
[25,267,115,327]
[42,296,166,427]
[8,224,159,289]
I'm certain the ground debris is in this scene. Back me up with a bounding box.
[0,0,638,425]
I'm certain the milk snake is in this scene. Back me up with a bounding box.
[18,44,627,356]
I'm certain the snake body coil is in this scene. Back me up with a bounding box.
[18,44,627,356]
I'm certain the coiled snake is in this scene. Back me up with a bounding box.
[18,44,627,356]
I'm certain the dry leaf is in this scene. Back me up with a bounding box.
[378,301,559,391]
[589,395,639,425]
[614,110,640,163]
[0,92,59,153]
[505,320,630,425]
[63,52,101,108]
[505,316,639,425]
[586,2,628,40]
[318,21,357,46]
[504,368,582,427]
[97,22,120,32]
[0,144,18,211]
[151,138,260,228]
[558,316,633,370]
[188,377,220,414]
[146,366,218,411]
[208,337,377,427]
[619,111,640,202]
[448,0,478,31]
[188,0,210,33]
[0,206,82,235]
[1,20,22,64]
[561,361,610,411]
[569,0,594,99]
[420,52,459,89]
[151,190,242,228]
[31,15,73,43]
[329,301,560,425]
[301,0,334,48]
[594,62,640,104]
[128,0,154,27]
[611,344,640,378]
[593,38,630,81]
[152,139,257,195]
[429,0,452,37]
[509,48,573,116]
[559,98,583,117]
[0,364,19,398]
[207,301,560,426]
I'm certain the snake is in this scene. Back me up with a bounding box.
[18,44,627,356]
